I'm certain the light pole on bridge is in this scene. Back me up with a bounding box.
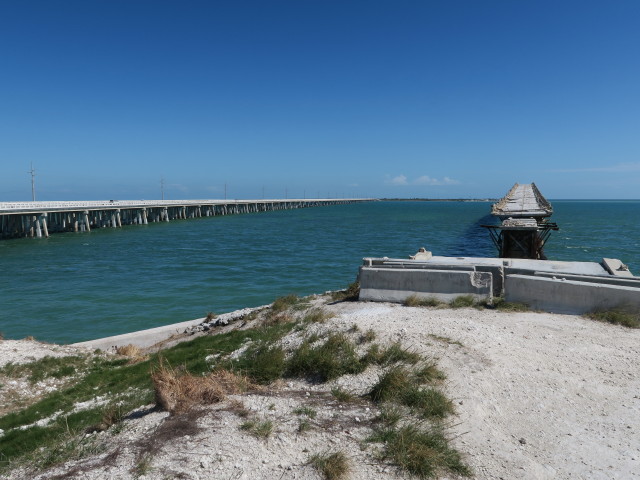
[28,163,36,201]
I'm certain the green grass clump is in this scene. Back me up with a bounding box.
[331,281,360,302]
[271,294,301,313]
[0,355,89,383]
[491,297,530,312]
[293,406,317,418]
[303,308,333,324]
[363,342,421,366]
[330,387,355,402]
[358,328,376,344]
[586,309,640,328]
[414,361,447,383]
[449,295,476,309]
[0,322,295,473]
[240,419,273,438]
[286,333,365,382]
[369,424,471,478]
[230,343,286,384]
[309,451,350,480]
[404,295,444,307]
[368,367,453,419]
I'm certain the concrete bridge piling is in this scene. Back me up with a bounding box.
[0,199,369,239]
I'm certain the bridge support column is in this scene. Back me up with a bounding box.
[83,211,91,232]
[40,213,49,238]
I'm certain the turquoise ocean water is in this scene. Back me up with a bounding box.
[1,200,638,344]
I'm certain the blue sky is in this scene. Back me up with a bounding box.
[1,1,639,200]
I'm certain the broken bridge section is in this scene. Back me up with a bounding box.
[483,183,558,259]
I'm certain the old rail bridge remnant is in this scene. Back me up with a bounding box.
[482,183,559,260]
[0,198,370,240]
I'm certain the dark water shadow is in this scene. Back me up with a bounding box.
[445,214,497,257]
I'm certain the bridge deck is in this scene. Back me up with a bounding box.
[491,183,552,218]
[0,198,361,214]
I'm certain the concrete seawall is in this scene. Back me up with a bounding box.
[359,255,640,315]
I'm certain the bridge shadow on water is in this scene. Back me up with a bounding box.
[445,214,498,258]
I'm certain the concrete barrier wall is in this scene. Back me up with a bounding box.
[504,274,640,314]
[359,267,493,303]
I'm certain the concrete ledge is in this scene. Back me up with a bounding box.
[359,267,493,303]
[505,275,640,315]
[72,317,206,351]
[534,271,640,288]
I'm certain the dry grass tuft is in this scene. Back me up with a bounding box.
[115,344,148,364]
[309,451,350,480]
[152,360,251,414]
[116,344,141,357]
[404,295,444,308]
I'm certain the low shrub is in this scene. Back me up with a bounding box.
[404,295,444,307]
[240,419,273,438]
[586,309,640,328]
[449,295,476,309]
[331,282,360,302]
[368,367,453,419]
[152,360,250,414]
[370,424,470,478]
[309,451,350,480]
[286,333,365,382]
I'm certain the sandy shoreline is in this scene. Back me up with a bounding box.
[2,298,639,479]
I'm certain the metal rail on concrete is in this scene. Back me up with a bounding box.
[0,198,372,239]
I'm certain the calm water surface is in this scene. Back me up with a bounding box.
[1,201,638,343]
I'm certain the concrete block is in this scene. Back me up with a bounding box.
[359,267,493,303]
[504,274,640,315]
[602,258,634,277]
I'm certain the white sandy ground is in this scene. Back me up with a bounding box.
[2,299,640,480]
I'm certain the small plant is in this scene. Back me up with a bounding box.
[298,419,312,434]
[586,309,640,328]
[233,343,286,384]
[449,295,476,309]
[363,342,420,366]
[87,403,125,433]
[152,359,250,414]
[133,453,154,478]
[375,404,402,427]
[271,294,300,313]
[286,333,365,382]
[115,344,146,362]
[293,406,317,418]
[491,297,530,312]
[240,419,273,438]
[309,451,350,480]
[414,361,447,383]
[369,424,471,478]
[205,312,217,321]
[331,387,355,402]
[368,367,454,419]
[404,295,444,307]
[303,308,333,324]
[331,281,360,302]
[358,328,376,344]
[428,334,463,347]
[227,399,250,418]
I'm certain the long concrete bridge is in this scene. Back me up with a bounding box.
[0,198,371,239]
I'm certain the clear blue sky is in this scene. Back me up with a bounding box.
[1,1,639,200]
